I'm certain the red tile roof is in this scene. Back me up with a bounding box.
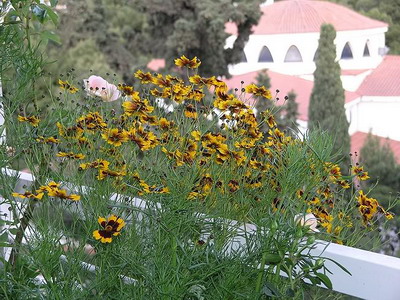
[225,0,387,35]
[351,131,400,163]
[223,71,359,121]
[356,56,400,96]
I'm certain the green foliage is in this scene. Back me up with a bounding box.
[360,133,399,188]
[280,90,299,130]
[47,0,148,82]
[0,1,59,145]
[133,0,263,77]
[255,69,273,114]
[255,70,299,135]
[308,24,350,166]
[360,133,400,214]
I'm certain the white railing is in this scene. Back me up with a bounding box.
[1,168,400,299]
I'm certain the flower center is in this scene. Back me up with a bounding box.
[105,225,113,232]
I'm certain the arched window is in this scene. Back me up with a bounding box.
[258,46,274,62]
[363,41,370,57]
[341,42,353,59]
[240,51,248,63]
[284,45,303,62]
[313,50,318,62]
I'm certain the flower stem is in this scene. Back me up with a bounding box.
[8,198,36,267]
[255,251,268,293]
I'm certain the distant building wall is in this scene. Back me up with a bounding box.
[228,27,387,76]
[346,96,400,140]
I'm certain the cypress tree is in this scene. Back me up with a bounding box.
[308,24,350,166]
[255,69,273,115]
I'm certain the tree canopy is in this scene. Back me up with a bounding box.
[133,0,263,77]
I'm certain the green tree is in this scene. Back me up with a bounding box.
[254,69,273,115]
[47,0,148,82]
[360,133,400,191]
[360,133,400,215]
[134,0,263,77]
[280,90,298,130]
[308,24,350,166]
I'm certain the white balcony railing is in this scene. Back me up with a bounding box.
[1,169,400,299]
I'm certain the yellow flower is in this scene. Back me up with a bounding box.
[93,215,125,243]
[101,128,129,147]
[48,188,81,201]
[122,99,154,117]
[58,79,79,93]
[36,181,61,193]
[191,130,201,141]
[228,180,239,192]
[117,84,134,97]
[56,152,85,160]
[158,118,174,130]
[134,70,153,84]
[352,165,370,181]
[36,136,60,144]
[76,112,108,132]
[189,75,217,87]
[245,84,272,99]
[18,115,40,127]
[12,191,44,200]
[127,125,159,151]
[174,55,201,69]
[79,159,110,170]
[184,104,198,119]
[56,122,84,139]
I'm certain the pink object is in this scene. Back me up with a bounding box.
[147,58,166,71]
[83,75,121,102]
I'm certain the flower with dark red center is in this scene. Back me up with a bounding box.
[93,215,125,243]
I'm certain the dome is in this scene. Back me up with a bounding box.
[225,0,388,35]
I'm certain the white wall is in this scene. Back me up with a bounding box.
[228,27,387,76]
[346,96,400,140]
[336,27,387,70]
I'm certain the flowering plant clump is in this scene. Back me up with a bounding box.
[3,53,396,298]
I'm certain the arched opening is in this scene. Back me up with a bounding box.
[284,45,303,62]
[341,42,353,59]
[240,51,248,63]
[258,46,274,62]
[313,50,318,62]
[363,41,370,57]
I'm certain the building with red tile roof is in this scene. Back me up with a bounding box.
[356,56,400,97]
[351,131,400,163]
[226,0,388,76]
[226,0,387,36]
